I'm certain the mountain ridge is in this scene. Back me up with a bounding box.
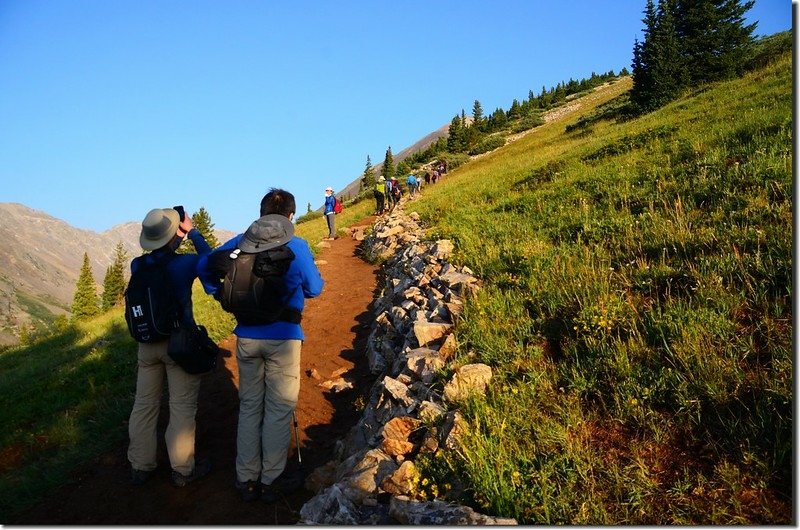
[0,202,234,346]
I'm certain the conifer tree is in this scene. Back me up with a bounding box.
[675,0,755,84]
[307,202,312,214]
[447,116,464,153]
[382,147,395,182]
[361,155,376,193]
[471,100,484,130]
[178,206,219,253]
[192,207,219,248]
[72,252,99,320]
[632,0,754,111]
[101,242,128,311]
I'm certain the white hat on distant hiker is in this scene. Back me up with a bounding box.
[140,208,180,250]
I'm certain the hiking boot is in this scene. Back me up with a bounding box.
[235,479,261,502]
[171,458,211,487]
[261,468,305,503]
[131,467,153,485]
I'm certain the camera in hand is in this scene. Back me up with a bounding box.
[174,205,186,222]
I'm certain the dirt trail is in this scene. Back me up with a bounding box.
[12,217,380,524]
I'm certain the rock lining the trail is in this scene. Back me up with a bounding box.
[298,202,517,525]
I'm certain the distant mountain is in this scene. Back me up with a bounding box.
[0,203,234,346]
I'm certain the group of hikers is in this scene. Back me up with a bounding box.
[124,164,447,503]
[125,187,324,504]
[373,160,448,215]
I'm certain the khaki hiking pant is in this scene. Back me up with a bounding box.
[235,337,301,485]
[127,340,201,476]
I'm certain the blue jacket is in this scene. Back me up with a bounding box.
[197,233,324,340]
[130,229,212,327]
[324,194,335,215]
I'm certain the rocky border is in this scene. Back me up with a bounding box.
[298,202,517,525]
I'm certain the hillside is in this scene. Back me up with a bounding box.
[0,33,791,525]
[0,203,234,346]
[326,121,453,204]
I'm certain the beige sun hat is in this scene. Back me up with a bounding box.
[139,208,180,250]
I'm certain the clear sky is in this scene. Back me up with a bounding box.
[0,0,792,234]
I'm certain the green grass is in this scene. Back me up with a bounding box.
[0,202,343,521]
[411,48,791,524]
[0,36,791,525]
[0,284,242,521]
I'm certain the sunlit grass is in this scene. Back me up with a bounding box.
[412,51,791,524]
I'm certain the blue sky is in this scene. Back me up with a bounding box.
[0,1,791,234]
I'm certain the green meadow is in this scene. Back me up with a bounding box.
[0,37,791,524]
[406,45,792,524]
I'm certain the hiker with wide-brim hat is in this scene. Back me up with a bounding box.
[127,206,214,488]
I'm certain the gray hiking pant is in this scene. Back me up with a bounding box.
[235,337,301,485]
[326,212,335,238]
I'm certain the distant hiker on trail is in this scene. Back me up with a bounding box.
[406,174,419,197]
[424,171,431,186]
[374,175,386,214]
[197,188,324,504]
[384,176,394,210]
[127,206,213,488]
[390,177,402,207]
[323,186,336,240]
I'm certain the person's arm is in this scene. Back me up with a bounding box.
[197,236,239,296]
[293,240,324,299]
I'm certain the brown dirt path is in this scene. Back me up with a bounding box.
[11,216,380,524]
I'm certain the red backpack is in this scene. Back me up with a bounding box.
[333,196,343,214]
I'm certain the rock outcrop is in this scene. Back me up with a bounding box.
[298,202,516,525]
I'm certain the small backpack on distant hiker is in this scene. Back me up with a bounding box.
[206,214,301,326]
[333,196,343,214]
[124,252,180,343]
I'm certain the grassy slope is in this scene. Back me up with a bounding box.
[408,53,791,523]
[0,45,791,525]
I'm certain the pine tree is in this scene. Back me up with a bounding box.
[651,0,688,108]
[632,0,754,111]
[192,207,219,248]
[675,0,756,84]
[178,207,219,253]
[632,0,685,111]
[101,241,128,311]
[447,115,463,152]
[382,147,395,181]
[72,252,99,320]
[361,155,376,193]
[471,100,484,130]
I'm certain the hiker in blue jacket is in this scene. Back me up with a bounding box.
[323,186,336,240]
[197,188,324,503]
[406,174,419,197]
[128,207,213,488]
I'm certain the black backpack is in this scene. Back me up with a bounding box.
[207,244,301,326]
[124,253,180,343]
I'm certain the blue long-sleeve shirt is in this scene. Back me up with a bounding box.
[197,234,324,340]
[324,195,335,215]
[130,229,212,326]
